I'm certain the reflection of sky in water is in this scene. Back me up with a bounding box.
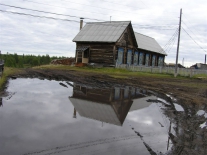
[0,78,172,155]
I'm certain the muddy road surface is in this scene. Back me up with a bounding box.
[9,68,207,106]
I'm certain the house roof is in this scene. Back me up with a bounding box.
[69,97,122,126]
[129,96,156,112]
[134,32,167,56]
[73,21,131,43]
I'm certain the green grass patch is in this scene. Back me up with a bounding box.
[192,74,207,79]
[0,67,23,90]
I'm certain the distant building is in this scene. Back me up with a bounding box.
[190,63,207,70]
[165,63,185,68]
[73,21,167,67]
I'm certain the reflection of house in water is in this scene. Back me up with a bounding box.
[0,98,2,107]
[69,84,155,126]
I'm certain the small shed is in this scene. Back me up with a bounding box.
[73,21,166,66]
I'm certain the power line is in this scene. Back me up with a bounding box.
[0,9,80,23]
[23,0,109,16]
[165,32,178,53]
[23,0,178,21]
[98,0,146,9]
[0,9,178,31]
[182,14,207,34]
[59,0,143,13]
[159,28,179,53]
[133,27,176,30]
[133,25,177,30]
[163,30,178,53]
[0,3,105,21]
[133,23,178,27]
[182,19,207,48]
[182,26,207,53]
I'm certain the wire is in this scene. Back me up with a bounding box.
[59,0,143,13]
[23,0,178,20]
[182,27,207,53]
[0,3,105,21]
[61,0,145,10]
[165,32,178,53]
[182,14,207,34]
[0,9,178,31]
[133,27,176,30]
[182,20,207,48]
[23,0,109,16]
[0,9,80,23]
[159,28,179,53]
[133,23,178,27]
[97,0,146,9]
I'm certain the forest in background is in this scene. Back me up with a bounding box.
[0,53,67,68]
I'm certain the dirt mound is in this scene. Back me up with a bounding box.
[51,58,75,65]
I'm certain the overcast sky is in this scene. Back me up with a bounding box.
[0,0,206,67]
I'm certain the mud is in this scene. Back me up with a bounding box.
[7,68,207,106]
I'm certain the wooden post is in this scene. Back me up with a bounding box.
[73,108,76,118]
[124,47,127,64]
[113,45,116,65]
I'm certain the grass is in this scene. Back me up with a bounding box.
[0,67,23,90]
[34,64,175,79]
[192,74,207,79]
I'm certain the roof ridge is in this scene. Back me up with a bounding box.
[134,32,155,40]
[86,21,131,24]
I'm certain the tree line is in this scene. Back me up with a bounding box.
[0,53,67,68]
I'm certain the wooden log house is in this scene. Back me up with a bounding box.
[73,21,167,66]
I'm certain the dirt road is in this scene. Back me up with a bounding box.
[8,68,207,107]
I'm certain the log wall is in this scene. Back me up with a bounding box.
[77,43,115,64]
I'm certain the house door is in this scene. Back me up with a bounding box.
[117,47,124,64]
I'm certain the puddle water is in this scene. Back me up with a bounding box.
[0,78,206,155]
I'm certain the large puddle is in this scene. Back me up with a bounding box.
[0,78,206,155]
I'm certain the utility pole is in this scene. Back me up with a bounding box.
[175,8,182,77]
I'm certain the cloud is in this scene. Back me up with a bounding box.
[0,0,206,66]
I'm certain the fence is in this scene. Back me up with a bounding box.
[116,64,207,77]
